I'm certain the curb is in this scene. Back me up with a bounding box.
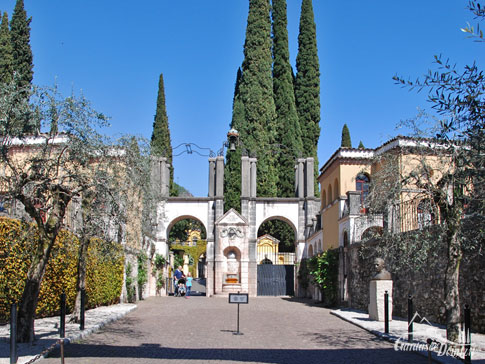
[15,304,137,364]
[330,310,462,364]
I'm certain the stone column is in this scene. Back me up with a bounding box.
[369,280,393,321]
[241,156,250,219]
[208,158,216,197]
[160,157,169,198]
[297,158,305,199]
[250,158,257,198]
[305,157,314,198]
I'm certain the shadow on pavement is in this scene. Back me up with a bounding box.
[47,344,429,364]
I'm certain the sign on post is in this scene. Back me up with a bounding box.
[228,292,248,335]
[229,293,249,304]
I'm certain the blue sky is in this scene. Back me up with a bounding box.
[0,0,482,196]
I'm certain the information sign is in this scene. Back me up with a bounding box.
[229,293,249,304]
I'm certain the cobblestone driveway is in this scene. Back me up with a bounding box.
[44,296,428,364]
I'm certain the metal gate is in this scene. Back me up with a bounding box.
[257,264,294,296]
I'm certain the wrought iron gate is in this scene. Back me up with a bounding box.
[257,264,294,296]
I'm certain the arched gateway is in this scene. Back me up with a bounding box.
[149,156,319,297]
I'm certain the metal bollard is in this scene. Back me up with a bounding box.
[408,295,413,342]
[80,289,85,331]
[384,291,389,334]
[464,304,471,364]
[10,303,17,364]
[60,293,66,338]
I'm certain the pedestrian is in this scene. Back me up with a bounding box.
[185,272,193,298]
[173,265,184,296]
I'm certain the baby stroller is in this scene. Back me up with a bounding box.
[176,278,186,297]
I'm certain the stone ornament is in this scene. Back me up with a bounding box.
[220,227,243,240]
[372,257,391,280]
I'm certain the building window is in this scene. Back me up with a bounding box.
[417,199,435,229]
[356,173,370,212]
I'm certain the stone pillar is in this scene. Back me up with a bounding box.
[368,280,393,321]
[208,158,216,197]
[250,158,257,198]
[215,156,225,218]
[305,157,314,198]
[241,156,250,198]
[160,157,169,198]
[297,159,305,199]
[241,156,250,219]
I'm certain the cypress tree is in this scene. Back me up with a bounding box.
[150,73,176,195]
[341,123,352,148]
[0,12,14,84]
[295,0,320,195]
[272,0,303,197]
[225,68,244,212]
[358,141,365,149]
[236,0,277,197]
[10,0,33,89]
[10,0,35,134]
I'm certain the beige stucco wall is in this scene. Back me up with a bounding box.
[319,159,371,251]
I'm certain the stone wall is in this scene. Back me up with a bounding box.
[346,238,485,334]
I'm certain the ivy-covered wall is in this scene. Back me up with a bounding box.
[170,240,207,277]
[0,217,124,323]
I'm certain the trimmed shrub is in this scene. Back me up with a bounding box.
[0,217,124,323]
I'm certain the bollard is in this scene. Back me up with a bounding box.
[60,340,65,364]
[408,295,413,343]
[384,291,389,334]
[464,304,471,364]
[80,288,85,331]
[10,303,17,364]
[60,293,66,338]
[427,338,433,364]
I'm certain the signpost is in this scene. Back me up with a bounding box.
[229,292,248,335]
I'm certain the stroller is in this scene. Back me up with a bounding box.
[176,277,186,297]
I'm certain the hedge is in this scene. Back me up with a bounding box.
[0,217,124,323]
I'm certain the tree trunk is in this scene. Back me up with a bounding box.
[443,224,463,343]
[70,236,90,323]
[16,236,54,343]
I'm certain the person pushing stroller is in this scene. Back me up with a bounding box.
[173,266,185,296]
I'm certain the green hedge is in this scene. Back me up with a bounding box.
[0,217,124,323]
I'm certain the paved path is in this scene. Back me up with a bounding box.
[43,297,429,364]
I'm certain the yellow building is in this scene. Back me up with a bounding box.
[257,234,295,265]
[315,136,450,255]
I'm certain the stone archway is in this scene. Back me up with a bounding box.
[149,156,319,297]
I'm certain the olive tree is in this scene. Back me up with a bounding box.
[367,1,484,342]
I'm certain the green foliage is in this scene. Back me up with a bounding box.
[150,73,176,196]
[307,250,339,306]
[358,141,365,149]
[0,12,14,84]
[125,262,136,303]
[297,258,310,290]
[10,0,33,134]
[0,218,124,323]
[137,252,148,299]
[224,146,242,212]
[173,254,184,270]
[295,0,320,196]
[168,219,206,242]
[151,253,166,295]
[225,68,244,212]
[258,220,295,252]
[153,253,166,270]
[272,0,303,197]
[341,124,352,148]
[236,0,277,197]
[170,240,207,277]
